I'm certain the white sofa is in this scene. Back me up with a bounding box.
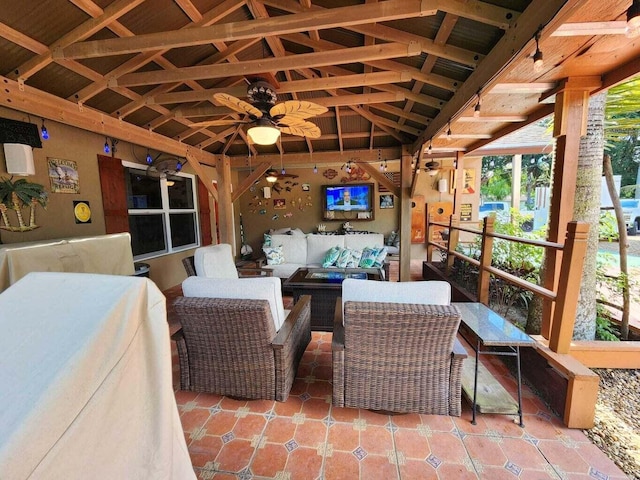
[262,233,386,279]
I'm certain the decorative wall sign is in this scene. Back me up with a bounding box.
[323,168,337,179]
[73,200,92,223]
[48,158,80,194]
[462,168,475,194]
[273,198,286,209]
[460,203,472,222]
[380,194,394,209]
[301,183,310,191]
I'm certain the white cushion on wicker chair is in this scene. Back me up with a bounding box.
[182,276,286,331]
[194,244,239,278]
[342,279,451,307]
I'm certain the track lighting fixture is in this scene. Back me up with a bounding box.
[40,119,49,140]
[533,30,544,73]
[628,0,640,38]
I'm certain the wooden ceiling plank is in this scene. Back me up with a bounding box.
[8,0,145,81]
[313,92,405,108]
[0,21,48,54]
[372,104,431,125]
[281,32,459,92]
[349,105,407,143]
[174,0,204,22]
[458,115,528,122]
[552,21,628,36]
[489,82,556,94]
[59,0,436,59]
[412,0,571,154]
[114,42,420,87]
[436,0,520,29]
[150,71,411,105]
[374,117,422,136]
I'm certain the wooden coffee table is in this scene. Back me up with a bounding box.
[284,267,384,331]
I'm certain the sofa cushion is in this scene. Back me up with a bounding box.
[344,233,384,252]
[373,246,388,268]
[335,248,353,268]
[263,245,285,265]
[182,276,286,331]
[264,263,305,279]
[306,234,345,265]
[194,244,239,278]
[346,249,362,268]
[342,279,451,309]
[270,234,307,264]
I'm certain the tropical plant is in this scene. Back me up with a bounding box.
[0,177,48,232]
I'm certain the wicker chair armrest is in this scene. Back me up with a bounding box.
[182,256,196,277]
[452,337,468,359]
[332,297,345,351]
[170,327,184,342]
[272,295,311,348]
[238,267,273,277]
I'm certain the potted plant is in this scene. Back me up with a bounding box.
[0,177,48,232]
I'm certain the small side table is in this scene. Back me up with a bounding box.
[235,257,265,269]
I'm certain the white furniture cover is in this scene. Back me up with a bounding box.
[193,243,239,278]
[0,233,135,293]
[0,272,195,480]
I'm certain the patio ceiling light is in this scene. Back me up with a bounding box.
[627,0,640,37]
[533,30,544,73]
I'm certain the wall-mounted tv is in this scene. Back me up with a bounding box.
[322,183,374,221]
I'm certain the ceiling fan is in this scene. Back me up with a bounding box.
[146,155,183,179]
[424,160,440,176]
[264,168,299,183]
[190,81,327,145]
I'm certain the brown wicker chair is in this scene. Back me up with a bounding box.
[332,298,467,416]
[172,294,311,401]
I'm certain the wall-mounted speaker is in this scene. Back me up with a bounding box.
[3,143,35,176]
[438,178,448,193]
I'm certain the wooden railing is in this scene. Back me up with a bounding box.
[426,215,589,354]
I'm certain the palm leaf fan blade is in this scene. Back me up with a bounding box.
[280,121,321,139]
[213,93,263,118]
[270,100,328,119]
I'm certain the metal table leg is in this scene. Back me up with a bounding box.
[472,338,480,425]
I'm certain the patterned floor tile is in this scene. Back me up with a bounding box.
[359,453,400,480]
[463,434,507,467]
[281,446,323,479]
[323,449,360,480]
[327,422,360,452]
[250,442,289,477]
[214,438,255,473]
[537,439,591,475]
[428,431,470,463]
[394,428,431,460]
[293,419,328,449]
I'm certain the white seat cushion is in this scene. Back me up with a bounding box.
[342,279,451,308]
[182,276,286,331]
[194,244,239,278]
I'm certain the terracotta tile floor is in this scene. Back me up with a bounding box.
[165,261,629,479]
[169,332,627,480]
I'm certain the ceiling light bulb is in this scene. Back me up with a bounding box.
[429,169,439,176]
[266,172,278,183]
[104,137,110,154]
[176,161,183,171]
[281,167,286,175]
[247,119,281,145]
[627,0,640,37]
[533,48,544,73]
[474,101,481,117]
[446,126,452,141]
[313,164,318,173]
[427,141,432,154]
[146,151,153,165]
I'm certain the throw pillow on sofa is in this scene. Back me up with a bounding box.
[346,249,362,268]
[359,247,379,268]
[373,246,388,268]
[263,245,285,265]
[322,246,341,268]
[335,247,353,268]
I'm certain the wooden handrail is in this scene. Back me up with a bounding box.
[426,213,589,353]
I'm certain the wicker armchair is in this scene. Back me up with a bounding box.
[332,279,467,416]
[172,277,311,402]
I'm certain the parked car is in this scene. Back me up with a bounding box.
[621,198,640,235]
[478,201,509,220]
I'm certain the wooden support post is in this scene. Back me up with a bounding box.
[453,152,464,215]
[549,221,589,353]
[215,155,234,248]
[446,216,459,275]
[426,213,434,263]
[541,77,598,338]
[477,216,495,305]
[399,146,413,282]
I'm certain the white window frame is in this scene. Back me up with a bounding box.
[123,161,200,260]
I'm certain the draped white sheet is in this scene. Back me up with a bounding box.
[0,272,195,480]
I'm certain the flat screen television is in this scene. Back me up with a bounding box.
[322,183,374,221]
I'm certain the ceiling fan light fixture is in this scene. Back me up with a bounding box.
[247,119,281,145]
[265,169,279,183]
[533,30,544,73]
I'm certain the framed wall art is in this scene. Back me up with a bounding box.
[48,158,80,194]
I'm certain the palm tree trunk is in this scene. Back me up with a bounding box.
[603,154,630,339]
[572,92,606,340]
[11,192,26,228]
[0,204,11,229]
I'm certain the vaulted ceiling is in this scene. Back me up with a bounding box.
[0,0,639,166]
